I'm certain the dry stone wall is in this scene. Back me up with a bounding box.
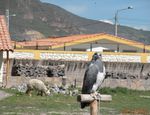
[10,59,150,90]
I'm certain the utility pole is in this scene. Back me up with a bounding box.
[5,9,9,31]
[114,6,133,36]
[5,9,16,32]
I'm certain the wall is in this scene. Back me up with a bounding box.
[102,78,150,90]
[3,50,150,63]
[9,59,150,90]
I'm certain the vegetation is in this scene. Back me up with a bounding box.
[0,87,150,115]
[99,87,150,114]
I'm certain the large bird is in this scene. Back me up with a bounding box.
[81,52,106,109]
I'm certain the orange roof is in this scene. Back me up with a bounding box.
[17,33,145,49]
[0,15,13,51]
[16,33,104,47]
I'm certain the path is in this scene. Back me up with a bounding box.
[0,90,12,100]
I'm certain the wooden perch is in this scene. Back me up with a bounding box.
[77,94,112,102]
[77,94,112,115]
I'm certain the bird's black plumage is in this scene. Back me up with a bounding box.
[81,53,105,109]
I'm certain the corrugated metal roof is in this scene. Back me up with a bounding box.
[0,15,13,51]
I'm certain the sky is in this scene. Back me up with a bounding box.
[41,0,150,31]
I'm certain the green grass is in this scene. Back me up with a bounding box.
[0,87,150,115]
[99,87,150,114]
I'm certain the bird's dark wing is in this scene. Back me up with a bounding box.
[81,64,99,109]
[81,64,99,94]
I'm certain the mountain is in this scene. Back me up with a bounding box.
[0,0,150,43]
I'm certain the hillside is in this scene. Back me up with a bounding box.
[0,0,150,43]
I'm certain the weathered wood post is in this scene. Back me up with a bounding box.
[5,51,10,87]
[77,94,112,115]
[90,99,98,115]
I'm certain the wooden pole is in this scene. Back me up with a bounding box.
[90,100,98,115]
[5,51,9,87]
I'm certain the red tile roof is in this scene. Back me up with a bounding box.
[17,33,144,49]
[0,15,13,51]
[17,33,104,47]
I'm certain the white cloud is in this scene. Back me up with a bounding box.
[64,5,88,15]
[132,25,150,31]
[99,20,113,25]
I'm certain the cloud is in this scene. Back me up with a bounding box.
[64,5,88,15]
[99,20,114,25]
[132,25,150,31]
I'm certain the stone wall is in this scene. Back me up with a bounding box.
[1,59,150,90]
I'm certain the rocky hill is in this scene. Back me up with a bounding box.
[0,0,150,43]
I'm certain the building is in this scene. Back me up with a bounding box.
[0,15,13,86]
[12,32,150,63]
[15,33,148,53]
[11,33,150,90]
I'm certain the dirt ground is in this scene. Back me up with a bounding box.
[0,90,12,100]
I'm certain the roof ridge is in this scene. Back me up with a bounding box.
[103,33,143,44]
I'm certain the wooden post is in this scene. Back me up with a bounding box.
[90,100,98,115]
[5,50,9,87]
[77,94,112,115]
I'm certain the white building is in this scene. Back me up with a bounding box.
[16,33,148,53]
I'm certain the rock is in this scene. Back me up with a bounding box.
[17,83,27,93]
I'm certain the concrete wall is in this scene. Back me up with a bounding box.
[102,78,150,90]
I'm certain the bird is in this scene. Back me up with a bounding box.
[80,52,106,109]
